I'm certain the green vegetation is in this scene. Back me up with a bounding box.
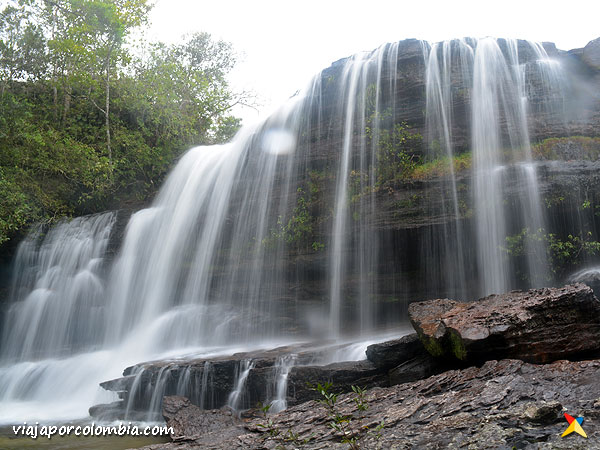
[262,172,329,253]
[532,136,600,161]
[412,152,471,180]
[313,382,383,449]
[0,0,245,245]
[365,115,423,187]
[257,382,385,449]
[262,188,325,252]
[504,228,600,279]
[256,402,314,447]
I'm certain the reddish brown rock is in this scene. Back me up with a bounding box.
[408,283,600,363]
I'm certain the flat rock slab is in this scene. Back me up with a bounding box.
[139,358,600,449]
[409,283,600,363]
[365,332,424,369]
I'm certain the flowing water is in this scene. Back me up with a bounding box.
[0,37,576,423]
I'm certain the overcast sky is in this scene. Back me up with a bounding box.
[148,0,600,124]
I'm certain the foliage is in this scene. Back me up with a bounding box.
[310,382,383,449]
[364,106,423,188]
[503,228,600,279]
[412,152,472,180]
[0,0,245,246]
[262,187,325,252]
[532,136,600,161]
[256,402,314,448]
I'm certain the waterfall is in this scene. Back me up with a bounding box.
[227,360,254,412]
[423,37,568,296]
[269,354,297,413]
[2,212,116,361]
[199,361,215,410]
[0,37,576,423]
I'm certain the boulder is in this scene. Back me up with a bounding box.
[160,396,246,446]
[409,283,600,363]
[365,332,424,369]
[88,401,125,421]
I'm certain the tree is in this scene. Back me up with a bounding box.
[0,3,46,96]
[67,0,151,160]
[0,2,246,247]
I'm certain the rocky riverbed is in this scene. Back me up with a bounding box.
[102,283,600,449]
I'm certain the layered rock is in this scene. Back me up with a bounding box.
[161,396,244,446]
[91,340,420,421]
[144,359,600,449]
[409,283,600,363]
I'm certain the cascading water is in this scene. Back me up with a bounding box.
[268,354,297,413]
[422,37,568,296]
[227,360,254,413]
[0,37,578,423]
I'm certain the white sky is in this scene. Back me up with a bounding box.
[148,0,600,124]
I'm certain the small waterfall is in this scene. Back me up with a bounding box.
[146,366,172,421]
[176,366,192,397]
[199,361,215,410]
[269,355,297,413]
[124,366,147,420]
[227,360,254,412]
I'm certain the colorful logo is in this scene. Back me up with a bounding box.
[561,413,587,438]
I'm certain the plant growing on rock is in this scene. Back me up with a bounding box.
[311,382,381,450]
[256,402,314,448]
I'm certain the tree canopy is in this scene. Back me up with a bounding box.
[0,0,245,246]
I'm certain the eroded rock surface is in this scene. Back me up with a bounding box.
[409,283,600,363]
[365,332,424,369]
[141,358,600,449]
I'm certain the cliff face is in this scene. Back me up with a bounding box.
[207,37,600,324]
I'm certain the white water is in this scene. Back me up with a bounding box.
[0,37,574,423]
[269,354,297,413]
[227,360,254,412]
[423,38,568,296]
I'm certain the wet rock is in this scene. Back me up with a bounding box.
[523,401,562,425]
[287,360,388,404]
[162,396,242,442]
[142,358,600,449]
[409,283,600,363]
[365,332,424,369]
[88,401,125,421]
[388,353,443,385]
[92,341,391,420]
